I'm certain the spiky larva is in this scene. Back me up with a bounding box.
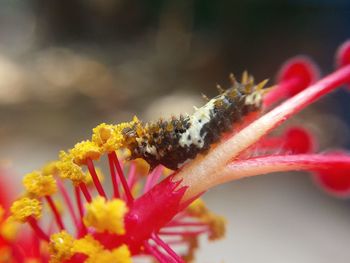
[122,73,269,170]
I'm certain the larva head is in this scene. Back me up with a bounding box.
[244,89,264,108]
[222,73,270,113]
[241,74,270,109]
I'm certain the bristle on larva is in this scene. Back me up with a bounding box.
[122,73,269,170]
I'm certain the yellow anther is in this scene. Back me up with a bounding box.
[207,214,226,240]
[186,198,226,241]
[48,231,74,263]
[86,245,131,263]
[92,117,140,153]
[83,196,128,235]
[70,140,101,165]
[23,171,57,197]
[71,235,103,257]
[182,236,199,262]
[57,151,85,183]
[85,167,104,186]
[10,197,42,223]
[92,123,122,153]
[0,216,19,241]
[42,161,59,176]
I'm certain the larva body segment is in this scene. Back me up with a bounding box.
[122,74,267,170]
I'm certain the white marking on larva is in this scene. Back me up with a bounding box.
[136,137,159,157]
[179,96,219,148]
[145,144,158,156]
[244,91,261,107]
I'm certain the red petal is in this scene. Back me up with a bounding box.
[335,40,350,90]
[336,39,350,69]
[313,151,350,197]
[263,57,320,108]
[314,168,350,197]
[277,56,320,96]
[283,127,316,154]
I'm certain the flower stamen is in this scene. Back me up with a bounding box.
[74,186,84,218]
[263,57,319,108]
[86,158,107,198]
[27,216,49,242]
[151,233,184,263]
[109,151,134,204]
[107,152,121,198]
[79,182,92,203]
[83,196,127,235]
[144,242,171,263]
[143,165,163,193]
[57,180,80,232]
[45,196,65,231]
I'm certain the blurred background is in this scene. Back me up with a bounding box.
[0,0,350,262]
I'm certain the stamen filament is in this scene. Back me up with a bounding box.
[110,151,134,204]
[27,216,49,242]
[86,158,107,198]
[127,162,137,189]
[74,186,84,218]
[45,196,65,230]
[165,221,208,227]
[159,229,208,236]
[57,180,79,230]
[152,234,184,263]
[144,242,172,263]
[79,182,92,203]
[108,152,120,198]
[144,166,163,193]
[74,186,88,236]
[166,240,187,245]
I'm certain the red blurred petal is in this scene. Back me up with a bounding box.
[312,151,350,197]
[336,39,350,69]
[283,127,316,154]
[336,40,350,90]
[314,168,350,197]
[264,56,320,108]
[277,56,320,96]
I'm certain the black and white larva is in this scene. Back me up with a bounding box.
[122,73,269,170]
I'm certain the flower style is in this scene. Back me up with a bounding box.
[5,40,350,263]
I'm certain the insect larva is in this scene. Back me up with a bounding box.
[122,73,269,170]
